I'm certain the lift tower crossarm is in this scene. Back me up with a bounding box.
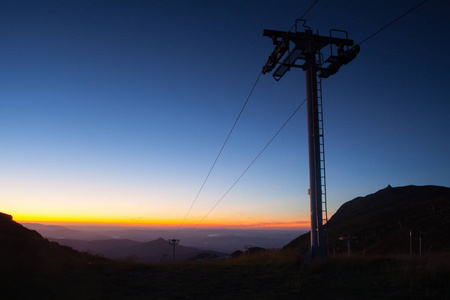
[262,29,354,78]
[262,29,354,50]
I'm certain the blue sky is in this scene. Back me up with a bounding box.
[1,0,449,228]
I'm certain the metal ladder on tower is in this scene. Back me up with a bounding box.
[316,54,328,226]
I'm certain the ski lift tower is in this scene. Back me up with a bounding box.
[262,20,359,263]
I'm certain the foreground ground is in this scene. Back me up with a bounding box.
[2,250,449,299]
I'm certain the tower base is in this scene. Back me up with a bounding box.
[304,245,328,265]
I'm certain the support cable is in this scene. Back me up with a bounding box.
[358,0,430,45]
[192,98,307,229]
[288,0,319,32]
[175,71,263,235]
[299,0,319,22]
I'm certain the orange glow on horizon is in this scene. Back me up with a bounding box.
[13,213,310,230]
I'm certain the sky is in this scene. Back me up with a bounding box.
[1,0,449,230]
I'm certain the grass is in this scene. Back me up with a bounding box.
[1,249,449,299]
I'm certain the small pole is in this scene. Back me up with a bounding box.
[410,229,413,256]
[339,236,356,256]
[244,245,253,255]
[168,239,180,261]
[347,237,351,256]
[419,231,422,258]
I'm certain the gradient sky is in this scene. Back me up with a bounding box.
[1,0,449,229]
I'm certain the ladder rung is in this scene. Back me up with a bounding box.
[317,72,327,226]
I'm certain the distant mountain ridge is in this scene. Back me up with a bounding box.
[20,223,110,240]
[23,223,300,254]
[285,185,450,255]
[50,237,226,262]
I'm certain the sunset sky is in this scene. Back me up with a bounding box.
[1,0,449,230]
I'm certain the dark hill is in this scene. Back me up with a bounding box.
[0,212,108,299]
[0,212,105,264]
[284,185,450,256]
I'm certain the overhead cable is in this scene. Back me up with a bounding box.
[192,98,307,229]
[175,71,263,235]
[299,0,319,21]
[358,0,430,45]
[288,0,319,32]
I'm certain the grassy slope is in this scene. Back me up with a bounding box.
[2,245,449,299]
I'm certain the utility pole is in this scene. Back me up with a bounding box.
[339,236,357,256]
[410,229,413,256]
[419,230,422,258]
[168,239,180,261]
[262,20,359,263]
[244,244,253,255]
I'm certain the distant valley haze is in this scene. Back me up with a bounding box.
[20,222,302,255]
